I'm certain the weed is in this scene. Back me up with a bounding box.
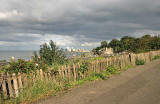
[94,73,106,80]
[152,55,160,60]
[78,62,88,73]
[121,65,133,71]
[106,65,119,75]
[135,58,145,65]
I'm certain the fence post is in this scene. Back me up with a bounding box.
[40,69,44,80]
[131,53,136,66]
[64,65,68,78]
[61,66,65,79]
[7,73,14,98]
[17,73,23,92]
[12,73,19,97]
[106,58,108,67]
[67,66,71,80]
[58,67,62,76]
[1,74,8,99]
[48,71,51,81]
[73,64,77,81]
[78,63,82,78]
[93,62,96,72]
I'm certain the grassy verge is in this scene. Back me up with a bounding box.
[152,55,160,60]
[2,64,133,104]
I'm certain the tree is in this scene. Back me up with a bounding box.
[34,40,66,66]
[100,41,108,48]
[92,46,102,55]
[120,36,136,52]
[92,34,160,54]
[109,39,122,53]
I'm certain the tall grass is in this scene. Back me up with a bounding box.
[152,55,160,60]
[135,58,145,65]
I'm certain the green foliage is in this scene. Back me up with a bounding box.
[135,58,145,65]
[109,39,123,53]
[75,79,85,85]
[153,55,160,60]
[121,65,133,71]
[90,56,105,61]
[92,47,102,55]
[106,65,119,75]
[14,79,59,103]
[85,72,107,81]
[94,73,106,80]
[78,62,88,73]
[101,40,108,48]
[5,59,37,74]
[34,40,67,66]
[92,41,108,55]
[92,34,160,55]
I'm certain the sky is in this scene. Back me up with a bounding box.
[0,0,160,50]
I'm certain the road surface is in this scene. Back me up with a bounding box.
[36,59,160,104]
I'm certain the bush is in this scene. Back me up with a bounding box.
[106,65,119,75]
[5,59,37,74]
[135,58,145,65]
[78,62,88,73]
[94,73,106,80]
[33,40,67,66]
[86,72,106,81]
[153,55,160,60]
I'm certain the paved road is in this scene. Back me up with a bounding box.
[36,59,160,104]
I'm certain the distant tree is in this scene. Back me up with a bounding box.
[100,41,108,48]
[120,36,136,52]
[92,46,102,55]
[92,34,160,55]
[109,39,122,53]
[149,36,160,50]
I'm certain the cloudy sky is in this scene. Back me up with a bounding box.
[0,0,160,50]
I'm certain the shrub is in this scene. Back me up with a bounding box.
[106,65,119,75]
[94,73,106,80]
[86,72,106,81]
[14,79,59,103]
[5,59,37,74]
[78,61,88,73]
[135,58,145,65]
[153,55,160,60]
[33,40,67,66]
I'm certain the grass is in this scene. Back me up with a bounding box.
[2,71,110,104]
[121,65,133,71]
[135,58,145,65]
[3,78,61,104]
[106,65,119,75]
[152,55,160,60]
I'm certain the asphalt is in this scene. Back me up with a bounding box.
[36,59,160,104]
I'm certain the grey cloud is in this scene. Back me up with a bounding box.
[0,0,160,50]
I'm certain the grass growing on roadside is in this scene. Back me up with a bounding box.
[152,55,160,60]
[106,65,119,75]
[3,64,133,104]
[4,78,63,104]
[121,65,133,71]
[135,58,145,65]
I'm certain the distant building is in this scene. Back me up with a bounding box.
[154,33,160,38]
[67,48,90,52]
[100,47,113,55]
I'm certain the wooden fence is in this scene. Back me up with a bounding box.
[0,50,160,99]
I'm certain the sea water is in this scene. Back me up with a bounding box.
[0,51,84,62]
